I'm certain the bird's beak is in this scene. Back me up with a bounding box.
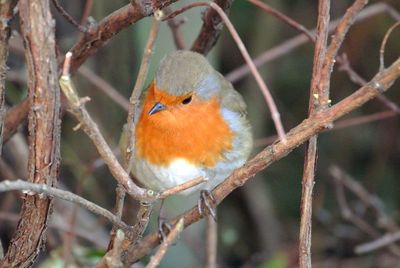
[148,102,166,115]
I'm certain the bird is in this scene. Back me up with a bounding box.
[123,50,252,196]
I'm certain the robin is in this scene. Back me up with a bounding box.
[123,50,252,198]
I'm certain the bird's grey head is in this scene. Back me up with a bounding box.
[155,50,221,99]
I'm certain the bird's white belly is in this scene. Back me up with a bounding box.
[134,158,207,194]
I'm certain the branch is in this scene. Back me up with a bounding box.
[356,231,400,255]
[2,98,30,143]
[191,0,234,55]
[60,53,153,202]
[2,0,62,265]
[248,0,315,42]
[146,218,184,268]
[123,56,400,265]
[299,0,330,266]
[0,180,129,230]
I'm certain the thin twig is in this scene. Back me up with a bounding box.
[248,0,315,42]
[117,15,160,248]
[77,66,129,111]
[164,6,186,50]
[330,165,399,232]
[60,52,153,202]
[356,231,400,255]
[299,1,330,267]
[165,1,287,143]
[330,165,400,256]
[206,214,218,268]
[0,179,130,230]
[146,218,184,268]
[51,0,87,32]
[80,0,93,26]
[379,21,400,71]
[318,0,369,106]
[158,176,207,199]
[125,15,160,174]
[123,56,400,265]
[337,53,400,113]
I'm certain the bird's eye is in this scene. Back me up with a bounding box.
[181,96,192,105]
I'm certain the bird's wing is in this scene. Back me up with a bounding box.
[218,74,247,116]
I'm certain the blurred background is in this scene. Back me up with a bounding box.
[1,0,400,267]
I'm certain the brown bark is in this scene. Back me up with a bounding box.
[191,0,234,55]
[0,0,61,266]
[0,0,17,154]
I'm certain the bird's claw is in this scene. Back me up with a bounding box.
[157,217,172,242]
[198,190,217,221]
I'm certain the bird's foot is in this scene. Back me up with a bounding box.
[157,216,172,242]
[197,190,217,221]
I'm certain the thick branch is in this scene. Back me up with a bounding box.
[124,57,400,265]
[1,0,62,266]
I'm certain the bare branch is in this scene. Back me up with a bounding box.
[379,21,400,71]
[206,214,218,268]
[158,176,207,199]
[1,0,62,265]
[0,180,129,230]
[106,230,125,268]
[77,66,129,111]
[60,52,154,202]
[299,1,330,267]
[356,231,400,255]
[146,218,184,268]
[248,0,315,42]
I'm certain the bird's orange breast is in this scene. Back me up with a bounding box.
[135,82,233,167]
